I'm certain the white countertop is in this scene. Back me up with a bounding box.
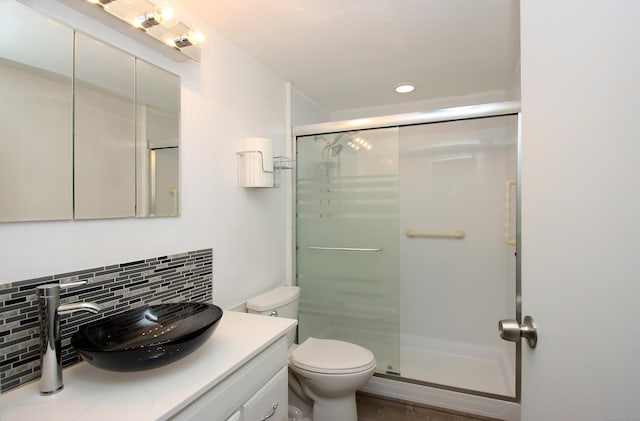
[0,311,296,421]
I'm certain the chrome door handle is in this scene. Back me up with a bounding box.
[499,315,537,348]
[261,402,279,421]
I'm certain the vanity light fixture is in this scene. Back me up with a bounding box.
[132,7,177,29]
[171,35,192,48]
[133,12,161,29]
[79,0,205,62]
[165,30,207,48]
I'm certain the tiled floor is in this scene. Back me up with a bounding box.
[356,393,501,421]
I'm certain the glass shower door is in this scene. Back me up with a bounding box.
[398,115,518,398]
[296,127,401,374]
[295,113,519,399]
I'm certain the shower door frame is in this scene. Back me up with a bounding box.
[291,101,523,403]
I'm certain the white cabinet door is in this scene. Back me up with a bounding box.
[242,367,288,421]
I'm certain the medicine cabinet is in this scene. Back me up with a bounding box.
[0,1,180,222]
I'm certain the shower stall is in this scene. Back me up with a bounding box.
[293,102,521,419]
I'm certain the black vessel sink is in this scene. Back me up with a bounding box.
[71,303,223,372]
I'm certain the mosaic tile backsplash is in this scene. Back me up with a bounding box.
[0,248,213,393]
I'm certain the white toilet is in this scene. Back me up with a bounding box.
[247,286,376,421]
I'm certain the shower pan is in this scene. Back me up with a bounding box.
[293,102,521,419]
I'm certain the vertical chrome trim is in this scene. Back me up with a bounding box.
[515,112,523,402]
[72,30,77,219]
[284,82,294,285]
[290,128,299,344]
[149,149,156,216]
[133,58,138,215]
[291,130,298,287]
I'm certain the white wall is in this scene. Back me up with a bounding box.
[290,86,329,126]
[0,0,290,308]
[521,1,640,419]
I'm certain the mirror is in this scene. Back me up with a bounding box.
[74,33,136,219]
[0,1,180,222]
[0,1,73,221]
[136,60,180,217]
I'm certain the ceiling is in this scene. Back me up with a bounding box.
[179,0,520,114]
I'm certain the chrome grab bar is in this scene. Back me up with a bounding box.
[405,229,465,239]
[307,246,383,252]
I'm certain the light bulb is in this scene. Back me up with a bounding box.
[162,33,178,48]
[155,6,177,27]
[132,14,148,28]
[187,30,207,47]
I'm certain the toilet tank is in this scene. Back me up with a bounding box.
[246,286,300,319]
[247,286,300,347]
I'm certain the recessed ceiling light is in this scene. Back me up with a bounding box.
[395,84,415,94]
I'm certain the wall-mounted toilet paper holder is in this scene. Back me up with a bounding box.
[236,151,295,188]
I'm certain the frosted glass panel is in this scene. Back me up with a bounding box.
[296,128,401,374]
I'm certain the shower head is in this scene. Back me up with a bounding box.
[330,133,345,146]
[321,133,350,160]
[331,144,344,157]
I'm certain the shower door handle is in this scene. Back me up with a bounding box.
[498,315,537,348]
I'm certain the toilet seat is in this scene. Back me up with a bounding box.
[290,337,376,374]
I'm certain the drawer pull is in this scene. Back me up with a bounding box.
[261,402,278,420]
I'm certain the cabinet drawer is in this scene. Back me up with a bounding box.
[242,367,288,421]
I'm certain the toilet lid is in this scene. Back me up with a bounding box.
[289,337,376,374]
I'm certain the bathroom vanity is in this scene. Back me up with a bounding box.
[0,311,296,421]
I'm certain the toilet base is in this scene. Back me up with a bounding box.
[288,388,312,419]
[311,393,357,421]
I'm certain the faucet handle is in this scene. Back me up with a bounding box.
[37,281,88,300]
[59,280,88,289]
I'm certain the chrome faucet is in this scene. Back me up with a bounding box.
[37,281,101,395]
